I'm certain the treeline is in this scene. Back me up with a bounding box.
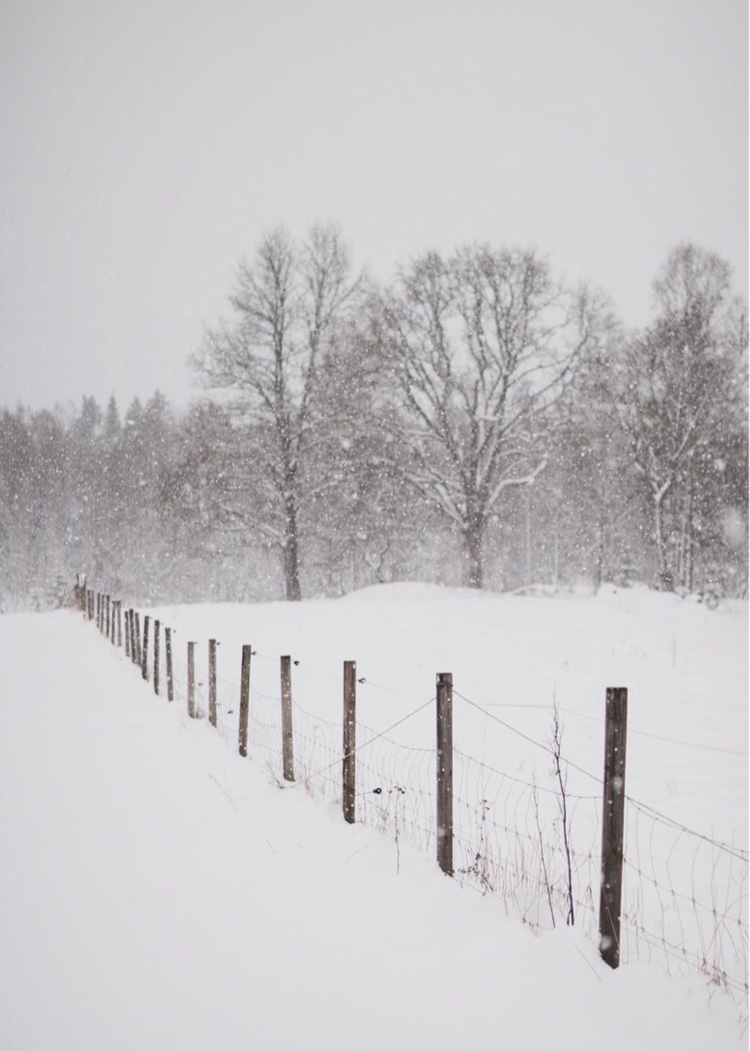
[1,230,747,609]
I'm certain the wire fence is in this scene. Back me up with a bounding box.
[78,584,749,1002]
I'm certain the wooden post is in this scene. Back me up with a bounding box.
[239,644,251,757]
[129,609,137,663]
[280,655,294,781]
[116,601,122,647]
[187,641,196,718]
[343,660,356,824]
[208,639,217,727]
[153,620,160,695]
[105,595,111,640]
[141,616,150,681]
[436,671,454,876]
[165,627,174,702]
[96,593,101,631]
[134,612,141,665]
[124,609,131,659]
[599,687,629,969]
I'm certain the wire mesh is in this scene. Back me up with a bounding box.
[85,601,748,1000]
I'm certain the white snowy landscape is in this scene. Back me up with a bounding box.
[1,583,746,1049]
[1,3,746,1049]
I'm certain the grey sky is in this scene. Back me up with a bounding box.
[1,0,746,411]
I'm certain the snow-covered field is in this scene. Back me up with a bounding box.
[0,585,747,1048]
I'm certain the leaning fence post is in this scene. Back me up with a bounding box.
[153,620,160,695]
[141,616,150,681]
[97,593,102,631]
[105,595,111,640]
[343,660,356,824]
[187,642,196,718]
[208,639,217,727]
[116,601,122,647]
[280,655,294,781]
[124,609,131,659]
[599,687,629,969]
[436,671,454,876]
[239,645,252,756]
[165,627,174,702]
[129,610,137,663]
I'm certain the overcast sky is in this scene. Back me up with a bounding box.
[1,0,747,412]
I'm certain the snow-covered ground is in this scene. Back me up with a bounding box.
[149,583,748,987]
[0,586,746,1048]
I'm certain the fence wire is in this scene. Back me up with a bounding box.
[83,597,749,1001]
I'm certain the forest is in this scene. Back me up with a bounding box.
[1,231,747,610]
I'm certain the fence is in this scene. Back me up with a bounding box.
[72,577,749,1000]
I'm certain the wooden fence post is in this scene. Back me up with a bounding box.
[97,593,101,631]
[239,644,251,757]
[280,655,294,781]
[436,671,454,876]
[116,602,122,647]
[343,660,356,824]
[105,596,111,640]
[187,641,196,718]
[141,616,150,681]
[134,612,141,665]
[153,620,160,695]
[124,609,131,659]
[129,610,137,663]
[165,627,174,702]
[599,687,629,969]
[208,639,217,727]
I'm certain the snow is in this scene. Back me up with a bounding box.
[0,588,746,1048]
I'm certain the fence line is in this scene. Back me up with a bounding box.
[71,576,748,1000]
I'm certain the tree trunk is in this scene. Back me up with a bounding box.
[653,495,674,591]
[679,470,694,592]
[283,497,302,601]
[594,506,606,592]
[463,519,484,589]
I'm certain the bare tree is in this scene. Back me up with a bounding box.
[613,243,747,591]
[377,245,609,588]
[193,224,362,600]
